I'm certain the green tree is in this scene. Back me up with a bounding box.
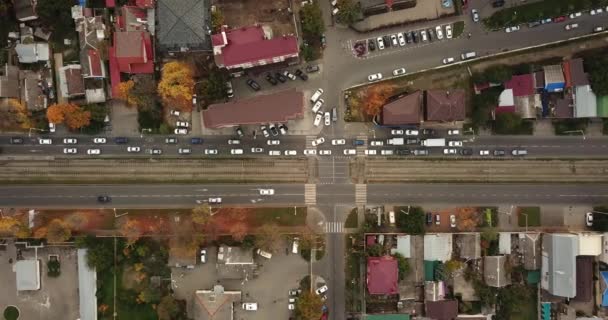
[393,253,410,280]
[585,55,608,96]
[295,291,323,320]
[300,1,325,41]
[76,236,117,272]
[336,0,361,25]
[157,295,180,320]
[138,287,161,304]
[481,227,499,242]
[210,10,225,33]
[199,69,228,105]
[36,0,76,44]
[366,244,383,257]
[395,206,426,234]
[494,112,524,134]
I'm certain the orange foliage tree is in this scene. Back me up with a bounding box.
[157,61,194,112]
[0,216,29,237]
[116,80,139,107]
[456,207,479,231]
[362,84,395,117]
[120,219,144,244]
[0,99,31,129]
[46,103,91,129]
[44,219,72,243]
[230,222,247,242]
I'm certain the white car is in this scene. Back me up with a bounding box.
[568,12,582,19]
[364,149,377,155]
[63,138,77,144]
[127,146,141,153]
[443,148,457,155]
[324,112,331,126]
[405,129,419,136]
[343,149,356,155]
[565,23,579,30]
[176,121,189,127]
[230,149,243,155]
[505,25,520,33]
[447,129,460,135]
[87,148,101,155]
[304,149,317,156]
[586,212,593,226]
[435,26,444,40]
[392,68,406,76]
[332,139,346,145]
[315,285,328,295]
[370,140,384,146]
[313,112,323,127]
[228,139,240,145]
[319,150,332,155]
[48,122,56,133]
[368,73,383,82]
[397,32,406,46]
[39,138,52,145]
[209,197,222,204]
[376,37,385,50]
[390,34,398,46]
[251,147,264,153]
[471,9,479,22]
[391,129,404,135]
[63,148,77,154]
[448,141,463,147]
[260,189,275,195]
[242,303,258,311]
[590,8,604,15]
[420,30,428,42]
[93,137,107,144]
[283,71,297,80]
[312,137,326,146]
[288,304,295,310]
[204,149,218,155]
[380,149,394,155]
[268,150,281,156]
[442,57,455,64]
[261,125,270,138]
[178,148,192,155]
[200,249,207,263]
[267,140,280,145]
[284,150,297,156]
[175,128,188,135]
[479,150,490,156]
[170,110,180,116]
[312,99,324,113]
[450,215,457,228]
[445,25,452,38]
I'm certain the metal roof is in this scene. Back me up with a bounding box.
[542,233,578,298]
[14,259,40,291]
[423,233,453,262]
[574,85,597,118]
[78,249,98,320]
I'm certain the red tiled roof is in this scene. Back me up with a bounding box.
[135,0,155,8]
[366,235,377,246]
[113,31,153,73]
[495,106,515,114]
[563,58,589,87]
[88,49,103,77]
[504,74,535,97]
[426,300,458,320]
[381,91,422,125]
[366,256,398,295]
[211,33,226,46]
[64,67,85,96]
[425,89,466,122]
[203,89,304,128]
[213,26,298,68]
[106,0,115,7]
[108,46,121,97]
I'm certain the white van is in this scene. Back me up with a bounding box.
[292,238,300,254]
[389,211,395,224]
[256,249,272,259]
[242,303,258,311]
[310,88,324,102]
[461,51,477,60]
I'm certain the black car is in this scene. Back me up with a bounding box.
[383,35,391,47]
[265,73,278,85]
[460,148,473,156]
[493,149,506,156]
[411,31,418,43]
[426,212,433,225]
[305,65,320,73]
[422,128,435,136]
[236,127,244,138]
[406,138,419,145]
[114,137,128,144]
[405,32,413,43]
[246,79,261,91]
[9,137,24,144]
[368,39,376,51]
[492,0,505,7]
[427,28,435,42]
[275,72,287,83]
[190,137,203,144]
[97,195,111,203]
[269,125,279,136]
[396,149,411,156]
[295,69,308,81]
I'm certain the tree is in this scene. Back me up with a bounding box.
[191,204,211,225]
[295,291,323,320]
[393,253,410,280]
[157,61,194,112]
[46,104,66,124]
[444,259,463,276]
[362,84,395,117]
[0,217,23,237]
[0,99,31,130]
[198,69,228,105]
[119,219,144,244]
[46,103,91,129]
[156,296,180,320]
[300,1,325,41]
[366,244,383,257]
[230,222,247,242]
[255,223,282,252]
[336,0,361,25]
[138,287,161,304]
[77,235,116,272]
[210,10,224,33]
[586,55,608,96]
[36,0,75,44]
[65,213,89,231]
[116,80,139,107]
[46,219,72,243]
[395,206,426,235]
[456,207,479,231]
[494,112,525,134]
[472,65,512,83]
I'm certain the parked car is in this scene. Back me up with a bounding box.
[175,128,188,135]
[295,69,308,80]
[460,148,473,156]
[447,129,460,135]
[313,112,323,127]
[305,65,320,73]
[63,138,78,144]
[568,12,582,19]
[127,146,141,153]
[471,9,479,22]
[390,34,398,46]
[505,25,520,33]
[265,73,278,85]
[279,124,288,135]
[319,150,332,155]
[442,57,455,64]
[227,139,240,145]
[114,137,128,144]
[376,37,385,50]
[397,32,406,46]
[590,8,604,15]
[450,215,456,228]
[396,149,411,155]
[190,137,203,144]
[511,149,528,156]
[479,150,490,156]
[315,285,328,295]
[170,110,180,116]
[405,31,413,43]
[593,26,605,33]
[324,112,331,126]
[405,129,419,136]
[284,150,297,156]
[93,137,107,144]
[413,149,429,156]
[420,30,428,42]
[176,121,189,128]
[246,79,261,91]
[204,149,218,155]
[565,23,579,30]
[200,249,207,263]
[267,140,280,145]
[283,71,297,80]
[553,16,567,23]
[368,38,376,51]
[269,123,279,136]
[261,125,270,138]
[368,73,383,82]
[343,149,356,155]
[391,129,404,135]
[178,148,191,155]
[435,26,444,40]
[586,212,594,226]
[332,139,346,145]
[275,72,287,83]
[312,137,326,147]
[393,68,406,76]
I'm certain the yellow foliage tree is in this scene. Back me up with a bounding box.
[157,61,194,112]
[46,103,91,129]
[120,219,143,244]
[0,217,22,236]
[116,80,139,107]
[5,99,31,129]
[46,219,72,243]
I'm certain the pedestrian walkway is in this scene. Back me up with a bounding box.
[324,221,345,233]
[355,184,367,205]
[306,135,318,148]
[356,135,368,155]
[305,184,317,205]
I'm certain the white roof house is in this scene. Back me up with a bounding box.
[574,85,597,118]
[499,232,512,254]
[577,233,602,256]
[391,235,411,258]
[424,233,453,262]
[600,233,608,264]
[13,259,40,291]
[15,43,50,63]
[78,249,98,320]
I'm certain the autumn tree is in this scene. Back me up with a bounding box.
[119,218,144,244]
[46,103,91,129]
[192,204,212,225]
[0,216,28,237]
[65,213,89,231]
[255,223,282,252]
[116,80,139,107]
[230,222,247,242]
[157,295,181,320]
[362,84,395,117]
[157,61,194,112]
[0,99,31,130]
[46,219,72,243]
[210,10,224,33]
[457,207,479,231]
[295,291,323,320]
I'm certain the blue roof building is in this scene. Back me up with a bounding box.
[543,65,565,92]
[601,271,608,307]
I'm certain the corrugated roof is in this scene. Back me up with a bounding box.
[541,233,578,298]
[574,85,597,118]
[14,259,40,291]
[455,233,480,260]
[574,256,593,302]
[78,249,98,320]
[367,256,398,295]
[381,91,422,125]
[392,235,411,258]
[504,74,535,97]
[157,0,209,50]
[425,89,466,122]
[484,256,510,287]
[566,58,589,87]
[577,233,602,256]
[424,233,453,262]
[499,232,511,254]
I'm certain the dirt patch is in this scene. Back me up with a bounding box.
[215,0,296,36]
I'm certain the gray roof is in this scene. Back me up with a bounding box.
[217,246,253,265]
[0,65,20,98]
[391,235,411,258]
[455,233,480,260]
[78,249,98,320]
[574,85,597,118]
[542,233,578,298]
[14,259,40,291]
[519,232,541,270]
[483,256,510,287]
[15,43,50,63]
[14,0,37,21]
[157,0,210,51]
[193,285,240,320]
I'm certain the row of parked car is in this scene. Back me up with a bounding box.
[505,7,608,33]
[368,24,453,52]
[245,66,319,92]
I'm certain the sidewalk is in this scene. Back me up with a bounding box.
[351,1,456,32]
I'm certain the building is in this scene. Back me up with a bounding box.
[425,89,466,122]
[425,300,458,320]
[499,73,541,119]
[455,233,480,260]
[424,281,445,301]
[359,0,416,16]
[21,70,48,111]
[157,0,210,52]
[73,9,108,79]
[573,256,593,302]
[15,43,50,63]
[217,246,254,265]
[193,285,241,320]
[519,232,541,270]
[211,25,298,71]
[577,233,602,256]
[483,256,510,287]
[391,235,411,258]
[58,65,85,99]
[14,0,37,21]
[543,65,565,92]
[77,249,98,320]
[423,233,453,262]
[498,232,511,254]
[542,233,578,298]
[13,259,41,291]
[203,89,304,128]
[377,91,422,126]
[600,233,608,264]
[601,271,608,307]
[367,256,398,295]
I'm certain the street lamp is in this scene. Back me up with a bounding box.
[563,130,586,140]
[140,128,152,138]
[28,128,45,138]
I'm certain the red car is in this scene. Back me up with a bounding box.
[553,16,567,23]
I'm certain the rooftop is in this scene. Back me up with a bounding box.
[15,43,50,63]
[217,246,254,265]
[59,65,85,98]
[423,233,453,262]
[563,58,589,87]
[425,89,466,122]
[504,73,535,97]
[573,256,592,302]
[425,300,458,320]
[381,91,422,125]
[157,0,210,51]
[455,233,480,260]
[77,249,97,320]
[574,85,597,118]
[14,259,40,291]
[367,256,398,295]
[519,232,541,270]
[193,285,241,320]
[484,255,510,287]
[541,233,578,298]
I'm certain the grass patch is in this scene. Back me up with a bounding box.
[480,207,498,228]
[345,234,362,312]
[518,207,540,227]
[252,207,307,227]
[552,119,588,135]
[452,21,465,38]
[345,208,359,228]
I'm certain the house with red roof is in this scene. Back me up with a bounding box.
[367,256,398,295]
[497,73,541,119]
[211,25,298,71]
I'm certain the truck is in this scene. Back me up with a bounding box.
[386,137,404,146]
[420,138,446,147]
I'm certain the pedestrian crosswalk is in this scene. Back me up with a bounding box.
[304,184,317,205]
[355,184,367,205]
[356,136,368,155]
[305,136,318,148]
[324,221,344,233]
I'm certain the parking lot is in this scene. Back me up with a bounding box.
[0,241,80,320]
[172,241,309,320]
